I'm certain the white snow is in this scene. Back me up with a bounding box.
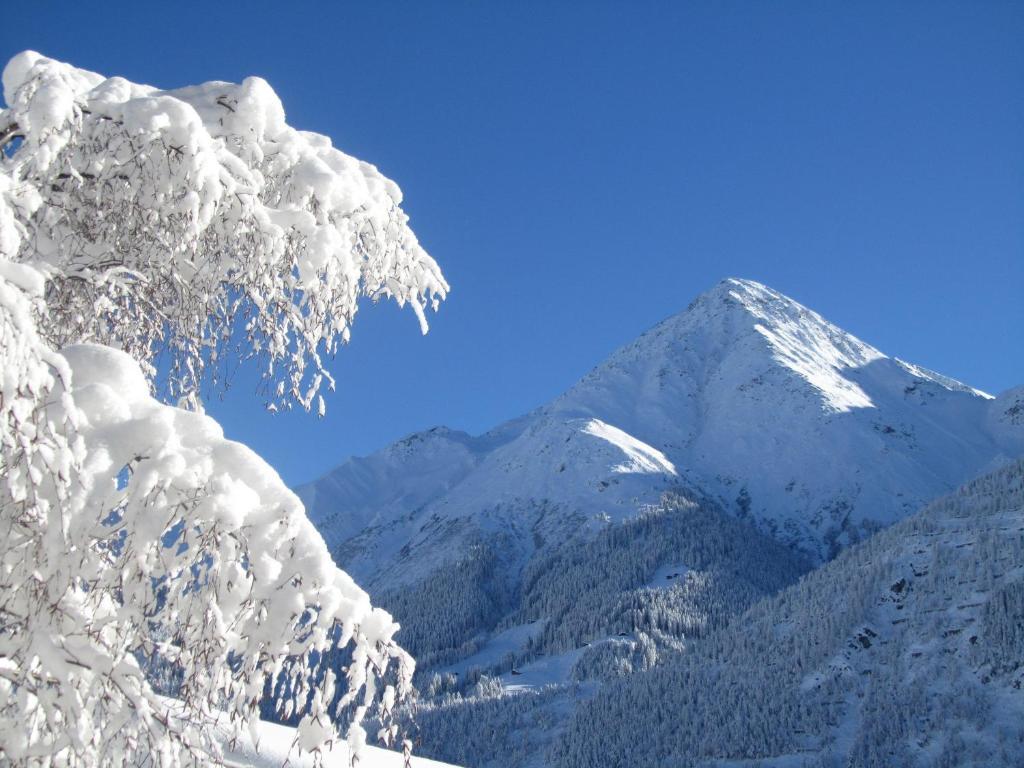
[303,277,1024,593]
[0,335,414,763]
[0,50,441,761]
[439,621,546,679]
[581,418,677,476]
[221,716,458,768]
[1,51,447,412]
[498,648,586,693]
[645,562,691,588]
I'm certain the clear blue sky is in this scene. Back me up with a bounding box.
[5,2,1022,486]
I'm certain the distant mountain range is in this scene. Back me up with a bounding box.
[296,278,1024,767]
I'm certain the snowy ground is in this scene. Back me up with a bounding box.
[222,717,459,767]
[439,621,546,678]
[498,647,586,693]
[435,619,583,694]
[645,561,691,588]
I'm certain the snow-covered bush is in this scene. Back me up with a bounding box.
[0,52,446,766]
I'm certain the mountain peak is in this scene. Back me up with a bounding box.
[302,278,1023,579]
[705,275,780,299]
[695,279,990,401]
[691,278,883,368]
[562,277,888,418]
[690,277,804,313]
[582,277,994,419]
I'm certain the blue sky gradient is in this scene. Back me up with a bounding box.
[5,1,1022,485]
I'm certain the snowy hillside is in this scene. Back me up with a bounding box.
[554,457,1024,767]
[405,492,811,767]
[221,715,459,767]
[294,278,1024,767]
[300,278,1023,588]
[547,278,1020,557]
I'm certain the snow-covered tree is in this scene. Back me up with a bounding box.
[0,51,447,766]
[0,50,446,411]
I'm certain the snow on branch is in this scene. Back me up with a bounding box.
[0,271,414,765]
[0,51,448,411]
[0,52,427,767]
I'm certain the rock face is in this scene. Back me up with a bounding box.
[299,277,1023,588]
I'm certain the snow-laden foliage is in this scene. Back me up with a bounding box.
[552,460,1024,768]
[375,492,808,684]
[0,52,437,766]
[377,539,517,670]
[412,685,567,768]
[1,341,414,766]
[375,493,809,767]
[1,51,447,410]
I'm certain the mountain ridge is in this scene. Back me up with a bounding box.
[300,278,1022,583]
[296,278,1023,768]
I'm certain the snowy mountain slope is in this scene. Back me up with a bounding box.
[987,384,1024,446]
[546,278,1020,556]
[553,457,1024,768]
[301,413,682,590]
[406,491,811,768]
[294,278,1023,768]
[380,490,810,671]
[296,426,486,549]
[300,278,1023,591]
